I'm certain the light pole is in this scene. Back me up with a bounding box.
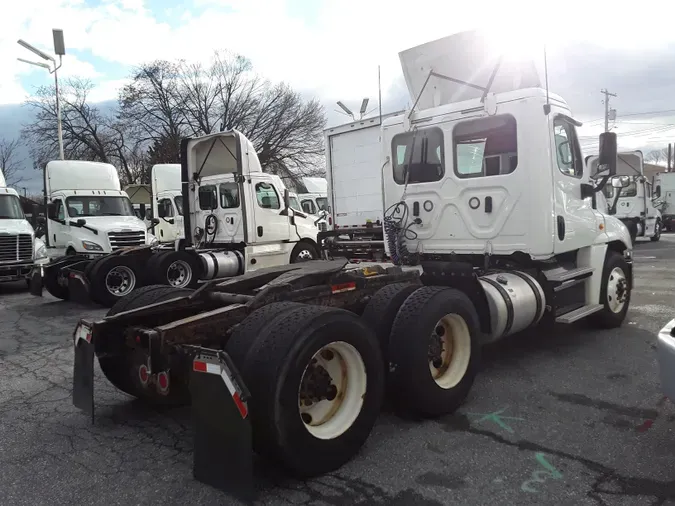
[17,29,66,160]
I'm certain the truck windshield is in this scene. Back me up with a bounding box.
[316,197,328,211]
[65,196,135,217]
[0,194,25,219]
[174,196,184,216]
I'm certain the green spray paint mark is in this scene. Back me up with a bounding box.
[521,453,563,493]
[466,407,524,434]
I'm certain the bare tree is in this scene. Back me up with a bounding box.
[646,148,669,166]
[0,138,25,186]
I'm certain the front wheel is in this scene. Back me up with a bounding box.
[290,241,318,263]
[651,220,662,242]
[589,250,631,329]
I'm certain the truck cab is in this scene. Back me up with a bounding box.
[44,160,153,257]
[0,171,42,283]
[183,130,321,267]
[588,151,662,243]
[653,172,675,231]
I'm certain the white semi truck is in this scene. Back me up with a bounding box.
[69,31,634,502]
[0,169,46,283]
[653,171,675,231]
[587,151,662,242]
[33,131,322,307]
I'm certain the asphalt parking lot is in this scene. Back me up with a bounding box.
[1,237,675,506]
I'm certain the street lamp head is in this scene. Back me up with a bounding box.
[17,57,51,70]
[336,101,354,118]
[52,29,65,56]
[17,39,54,61]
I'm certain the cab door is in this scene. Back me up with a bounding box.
[551,113,603,253]
[248,175,290,244]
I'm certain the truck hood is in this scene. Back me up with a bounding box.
[76,215,146,233]
[0,219,34,235]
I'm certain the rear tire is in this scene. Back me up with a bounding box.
[43,266,69,300]
[239,305,384,478]
[152,250,201,289]
[99,285,193,402]
[388,286,481,417]
[589,250,630,329]
[89,255,141,307]
[361,282,419,362]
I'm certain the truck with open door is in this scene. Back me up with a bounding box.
[33,131,321,307]
[147,163,185,245]
[587,151,662,242]
[68,31,633,502]
[653,171,675,231]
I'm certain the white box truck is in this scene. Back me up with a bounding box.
[322,113,403,260]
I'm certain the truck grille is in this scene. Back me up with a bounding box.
[0,234,32,262]
[108,231,145,250]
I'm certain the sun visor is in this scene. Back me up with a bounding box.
[399,30,542,110]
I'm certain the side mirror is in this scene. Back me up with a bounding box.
[47,203,57,220]
[167,218,175,225]
[612,176,631,189]
[69,218,86,227]
[283,189,290,211]
[145,209,154,221]
[597,131,617,176]
[151,218,160,226]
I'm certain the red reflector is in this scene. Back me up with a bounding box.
[193,360,208,372]
[331,281,357,294]
[233,392,248,419]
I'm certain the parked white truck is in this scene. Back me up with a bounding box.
[71,30,634,502]
[32,132,322,307]
[587,151,662,242]
[0,170,46,283]
[653,171,675,231]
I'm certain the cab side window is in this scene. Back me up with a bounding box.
[553,118,583,178]
[301,199,316,215]
[157,198,174,218]
[55,200,65,220]
[256,183,280,209]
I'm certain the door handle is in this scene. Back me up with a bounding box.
[257,226,263,237]
[484,196,493,213]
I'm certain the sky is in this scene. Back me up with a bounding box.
[3,0,675,192]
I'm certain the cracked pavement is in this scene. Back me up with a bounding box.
[1,237,675,505]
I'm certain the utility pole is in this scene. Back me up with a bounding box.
[601,89,617,132]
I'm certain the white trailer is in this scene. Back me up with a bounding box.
[654,171,675,231]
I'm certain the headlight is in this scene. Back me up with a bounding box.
[34,243,47,260]
[82,240,103,251]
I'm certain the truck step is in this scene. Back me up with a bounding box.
[555,304,604,324]
[544,266,594,283]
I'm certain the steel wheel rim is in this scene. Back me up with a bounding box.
[428,314,472,389]
[105,265,136,296]
[298,341,366,440]
[607,266,628,313]
[297,249,314,261]
[167,260,192,288]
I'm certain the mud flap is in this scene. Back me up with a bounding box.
[67,270,93,305]
[72,320,95,423]
[29,268,43,296]
[189,347,254,503]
